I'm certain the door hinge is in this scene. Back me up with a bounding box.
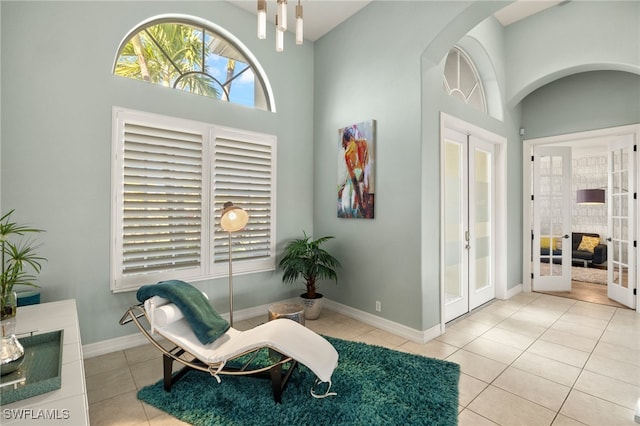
[531,195,534,201]
[634,240,637,248]
[634,192,637,200]
[531,155,535,162]
[531,273,534,279]
[634,288,637,295]
[634,144,637,152]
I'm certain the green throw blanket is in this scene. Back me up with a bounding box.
[137,280,230,345]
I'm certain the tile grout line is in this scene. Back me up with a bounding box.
[460,298,633,426]
[456,296,590,425]
[551,306,633,425]
[454,294,550,423]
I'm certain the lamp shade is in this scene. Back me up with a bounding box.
[220,202,249,232]
[576,189,605,205]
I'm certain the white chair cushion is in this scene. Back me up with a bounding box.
[156,315,338,383]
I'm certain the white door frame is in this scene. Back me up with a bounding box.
[440,113,507,328]
[607,134,637,309]
[522,124,640,313]
[531,145,573,292]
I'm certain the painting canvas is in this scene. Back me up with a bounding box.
[338,120,375,219]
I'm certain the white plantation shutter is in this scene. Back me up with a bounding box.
[111,108,275,292]
[212,129,276,275]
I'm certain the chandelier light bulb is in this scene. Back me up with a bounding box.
[276,29,284,52]
[257,10,266,39]
[295,3,303,45]
[275,14,284,52]
[277,0,287,31]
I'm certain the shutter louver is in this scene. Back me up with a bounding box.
[213,135,273,264]
[121,123,203,281]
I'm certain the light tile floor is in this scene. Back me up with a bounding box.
[85,292,640,425]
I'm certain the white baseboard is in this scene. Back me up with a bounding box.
[504,283,523,299]
[83,332,150,359]
[83,297,440,358]
[324,299,441,344]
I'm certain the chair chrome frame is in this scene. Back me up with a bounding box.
[119,304,298,403]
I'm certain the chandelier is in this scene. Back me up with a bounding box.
[257,0,303,52]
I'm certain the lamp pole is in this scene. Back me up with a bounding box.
[220,201,248,328]
[228,231,234,327]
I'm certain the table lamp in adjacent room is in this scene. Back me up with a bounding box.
[576,188,605,205]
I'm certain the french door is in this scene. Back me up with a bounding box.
[532,146,572,292]
[443,128,496,322]
[607,135,636,309]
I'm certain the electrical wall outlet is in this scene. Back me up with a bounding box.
[375,301,381,312]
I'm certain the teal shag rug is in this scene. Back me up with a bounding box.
[137,336,460,425]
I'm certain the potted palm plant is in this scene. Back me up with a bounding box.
[279,233,340,320]
[1,210,46,325]
[0,210,46,375]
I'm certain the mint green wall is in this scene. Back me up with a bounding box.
[421,12,524,328]
[313,0,638,332]
[0,1,313,344]
[505,0,640,107]
[313,1,509,330]
[521,71,640,139]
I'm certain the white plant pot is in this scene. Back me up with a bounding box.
[300,293,324,320]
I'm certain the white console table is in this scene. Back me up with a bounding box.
[1,299,89,425]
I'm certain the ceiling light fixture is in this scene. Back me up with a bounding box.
[295,0,303,45]
[257,0,303,51]
[277,0,287,31]
[275,15,284,52]
[257,0,267,39]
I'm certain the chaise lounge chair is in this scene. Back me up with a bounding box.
[119,280,339,402]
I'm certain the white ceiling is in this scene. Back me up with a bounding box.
[227,0,563,42]
[229,0,372,42]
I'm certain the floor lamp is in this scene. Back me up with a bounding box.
[220,202,249,327]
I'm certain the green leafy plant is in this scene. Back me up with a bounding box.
[279,233,340,299]
[1,210,46,319]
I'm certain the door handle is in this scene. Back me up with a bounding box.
[606,237,612,242]
[563,234,570,239]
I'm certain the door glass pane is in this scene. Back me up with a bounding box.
[444,141,464,303]
[610,144,630,290]
[474,148,491,291]
[538,154,566,277]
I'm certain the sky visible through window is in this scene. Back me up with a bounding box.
[206,53,255,107]
[115,22,258,108]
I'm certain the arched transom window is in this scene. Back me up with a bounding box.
[443,47,487,113]
[114,15,275,111]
